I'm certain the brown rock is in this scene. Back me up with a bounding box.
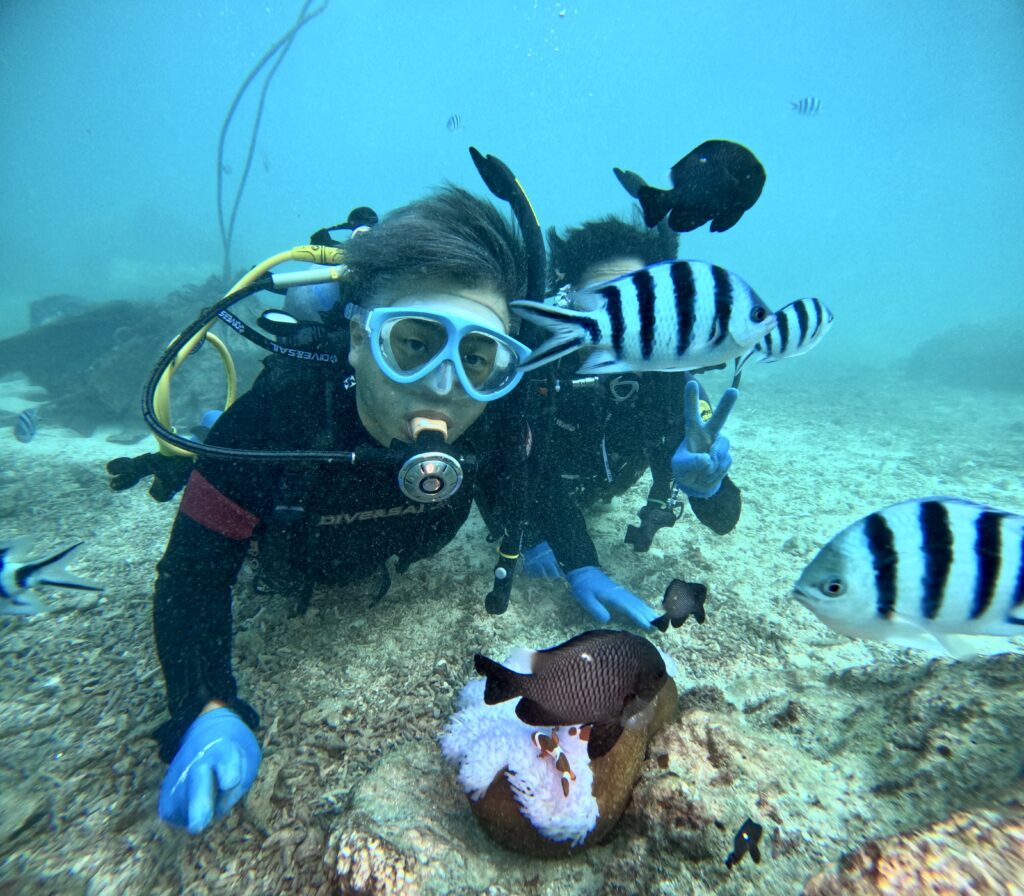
[801,804,1024,895]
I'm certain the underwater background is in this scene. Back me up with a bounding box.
[2,1,1023,894]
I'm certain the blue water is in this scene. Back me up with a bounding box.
[2,0,1022,362]
[2,3,1024,893]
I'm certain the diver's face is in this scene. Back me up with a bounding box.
[349,279,511,446]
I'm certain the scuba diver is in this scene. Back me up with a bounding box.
[514,215,742,628]
[144,185,536,835]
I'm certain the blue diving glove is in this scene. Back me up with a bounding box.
[158,707,261,835]
[565,566,658,629]
[521,541,564,579]
[672,380,737,499]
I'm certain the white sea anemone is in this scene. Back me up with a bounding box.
[439,651,599,847]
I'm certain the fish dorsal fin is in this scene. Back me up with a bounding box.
[530,629,624,674]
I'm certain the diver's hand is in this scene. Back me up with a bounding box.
[106,452,194,502]
[521,542,563,579]
[565,566,658,629]
[158,708,261,835]
[673,381,737,499]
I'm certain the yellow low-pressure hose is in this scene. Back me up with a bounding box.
[151,246,344,457]
[152,331,236,457]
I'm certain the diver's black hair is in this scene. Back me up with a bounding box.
[338,185,528,311]
[547,214,679,290]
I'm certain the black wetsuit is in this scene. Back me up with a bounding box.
[151,358,521,761]
[523,366,741,569]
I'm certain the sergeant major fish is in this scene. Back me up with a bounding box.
[474,629,669,758]
[513,260,777,374]
[735,297,834,374]
[14,408,38,443]
[791,97,822,116]
[793,497,1024,658]
[1,539,102,615]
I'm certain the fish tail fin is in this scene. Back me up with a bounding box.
[636,185,675,227]
[511,301,594,373]
[473,653,523,704]
[23,543,102,593]
[613,166,648,199]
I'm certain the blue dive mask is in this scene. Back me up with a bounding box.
[344,304,530,402]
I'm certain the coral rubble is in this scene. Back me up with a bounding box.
[801,804,1024,895]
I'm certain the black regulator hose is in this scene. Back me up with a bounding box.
[145,303,474,477]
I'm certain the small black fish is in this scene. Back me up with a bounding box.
[345,206,379,229]
[614,140,766,233]
[446,113,462,132]
[791,97,822,116]
[14,408,38,444]
[474,630,669,759]
[652,579,707,632]
[725,818,763,868]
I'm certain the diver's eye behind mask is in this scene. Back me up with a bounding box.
[345,304,530,401]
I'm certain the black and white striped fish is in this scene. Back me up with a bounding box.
[512,260,777,374]
[1,539,102,615]
[14,408,38,443]
[793,498,1024,658]
[446,113,462,132]
[790,97,822,116]
[735,297,834,373]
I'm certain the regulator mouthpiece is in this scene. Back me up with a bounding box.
[397,418,462,503]
[411,416,448,441]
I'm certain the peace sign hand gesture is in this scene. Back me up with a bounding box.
[671,380,738,499]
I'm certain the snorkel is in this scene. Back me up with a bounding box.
[468,148,547,615]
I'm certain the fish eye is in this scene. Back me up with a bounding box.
[750,306,768,323]
[822,577,846,597]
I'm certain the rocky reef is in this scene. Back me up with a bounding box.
[802,803,1024,895]
[0,276,262,436]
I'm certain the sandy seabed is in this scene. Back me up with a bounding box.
[1,359,1022,895]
